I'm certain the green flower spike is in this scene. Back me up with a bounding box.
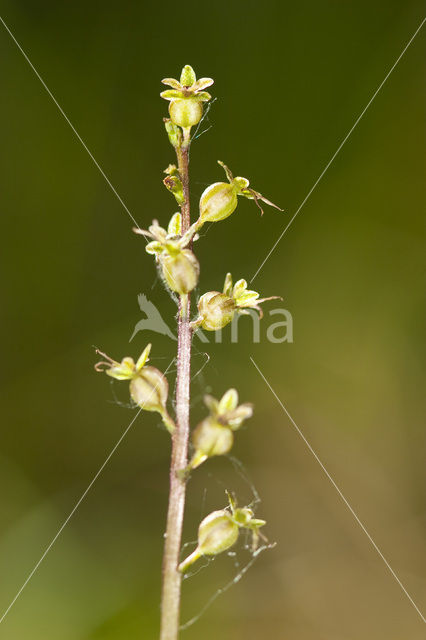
[94,344,175,433]
[133,213,199,295]
[161,64,213,129]
[188,389,253,470]
[191,272,281,331]
[198,160,283,224]
[178,492,267,573]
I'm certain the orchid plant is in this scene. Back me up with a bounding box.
[95,65,282,640]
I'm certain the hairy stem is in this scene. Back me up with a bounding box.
[160,135,192,640]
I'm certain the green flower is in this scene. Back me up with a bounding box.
[134,213,199,295]
[178,492,267,573]
[161,64,213,129]
[191,272,281,331]
[189,389,253,469]
[94,344,175,433]
[199,161,283,223]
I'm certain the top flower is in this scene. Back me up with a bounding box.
[161,65,214,129]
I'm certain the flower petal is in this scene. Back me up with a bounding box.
[168,212,182,236]
[148,221,167,241]
[136,343,152,371]
[218,161,234,183]
[219,388,239,414]
[232,279,248,299]
[227,403,253,429]
[235,291,260,307]
[234,177,250,190]
[160,89,183,101]
[133,227,154,238]
[161,77,182,89]
[146,241,163,255]
[106,357,135,380]
[223,272,233,296]
[180,64,196,86]
[193,77,214,91]
[204,394,219,415]
[192,91,211,102]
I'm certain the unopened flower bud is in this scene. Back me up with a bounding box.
[163,118,182,148]
[163,175,184,204]
[163,165,184,204]
[199,161,283,224]
[160,247,199,294]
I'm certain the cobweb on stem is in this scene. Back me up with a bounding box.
[179,455,276,630]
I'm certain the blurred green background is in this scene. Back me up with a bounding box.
[1,1,425,638]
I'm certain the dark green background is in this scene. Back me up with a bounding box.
[1,1,425,638]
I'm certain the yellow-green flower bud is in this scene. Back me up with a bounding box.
[163,175,184,204]
[195,291,236,331]
[163,118,182,148]
[163,165,184,205]
[160,247,199,295]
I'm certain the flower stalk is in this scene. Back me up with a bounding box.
[95,64,282,640]
[160,117,192,640]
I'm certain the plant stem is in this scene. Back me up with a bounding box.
[160,134,192,640]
